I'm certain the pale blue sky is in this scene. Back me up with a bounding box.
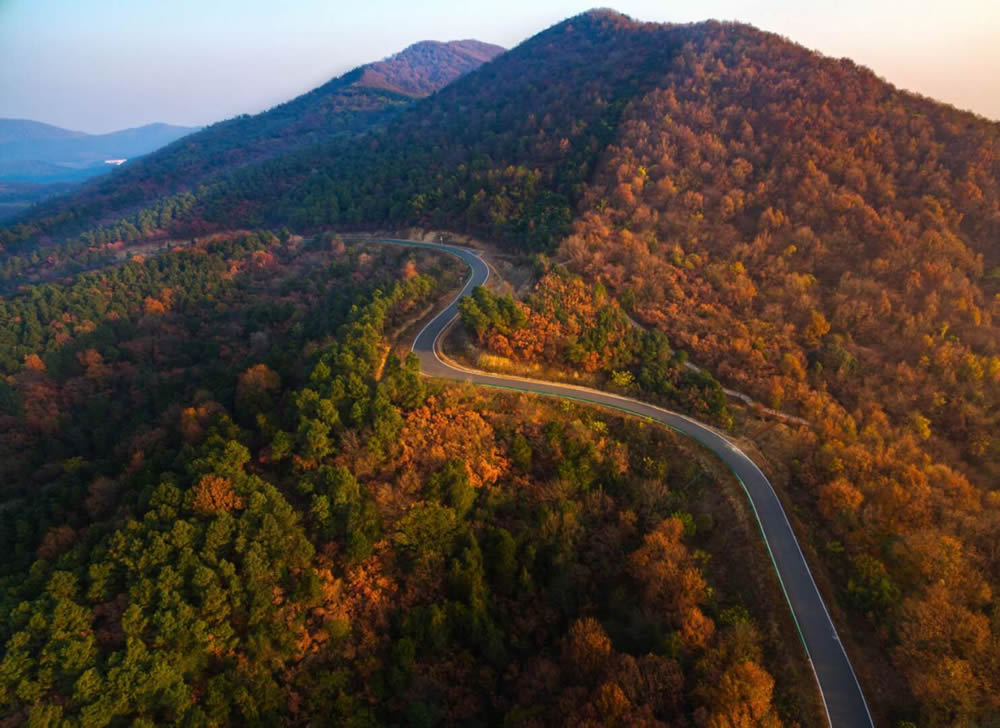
[2,0,998,133]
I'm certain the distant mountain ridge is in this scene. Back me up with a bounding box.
[0,119,199,182]
[0,38,504,234]
[0,119,87,144]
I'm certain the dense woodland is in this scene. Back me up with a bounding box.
[0,232,463,491]
[0,240,805,726]
[560,22,1000,726]
[458,267,731,426]
[2,7,1000,727]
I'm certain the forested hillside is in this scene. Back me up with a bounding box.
[559,23,1000,726]
[0,39,503,256]
[3,7,1000,726]
[206,10,682,250]
[0,238,812,726]
[458,267,731,426]
[183,11,999,723]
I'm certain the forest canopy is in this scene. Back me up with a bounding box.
[0,238,806,726]
[2,7,999,726]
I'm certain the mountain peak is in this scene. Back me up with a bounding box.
[580,7,631,20]
[398,39,503,64]
[570,7,641,29]
[356,39,505,97]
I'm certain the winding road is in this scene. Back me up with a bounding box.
[357,237,874,728]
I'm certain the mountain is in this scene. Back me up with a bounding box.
[0,39,503,240]
[2,12,1000,723]
[0,118,87,145]
[308,12,999,724]
[74,10,1000,723]
[119,37,505,188]
[0,119,199,182]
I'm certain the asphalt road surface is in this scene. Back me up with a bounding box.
[359,237,874,728]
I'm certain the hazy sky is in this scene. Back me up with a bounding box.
[2,0,998,133]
